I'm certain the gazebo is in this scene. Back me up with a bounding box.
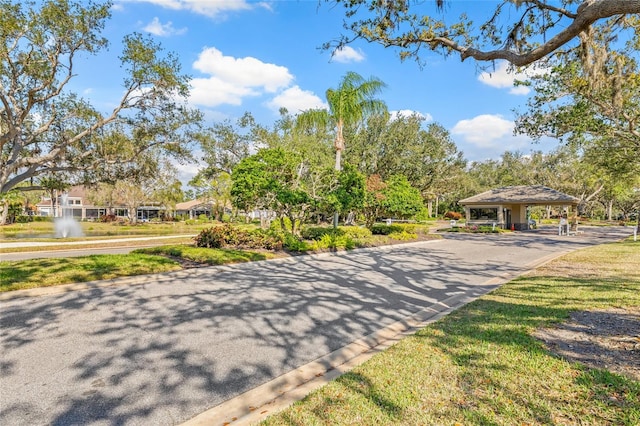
[459,185,580,230]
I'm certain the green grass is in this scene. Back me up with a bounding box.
[0,245,276,292]
[0,254,182,292]
[262,240,640,425]
[0,236,195,254]
[132,245,275,265]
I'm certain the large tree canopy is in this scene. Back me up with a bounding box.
[0,0,201,196]
[329,0,640,67]
[515,17,640,176]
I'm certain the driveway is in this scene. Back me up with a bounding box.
[0,226,632,425]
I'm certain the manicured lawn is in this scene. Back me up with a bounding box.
[132,245,276,265]
[262,240,640,425]
[0,246,276,292]
[0,254,182,292]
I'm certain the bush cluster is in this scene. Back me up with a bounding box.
[300,226,336,240]
[371,223,417,235]
[388,231,418,240]
[446,225,500,234]
[99,214,118,223]
[301,225,373,242]
[340,226,373,239]
[318,233,356,250]
[194,224,283,250]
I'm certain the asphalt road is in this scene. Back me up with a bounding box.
[0,227,633,425]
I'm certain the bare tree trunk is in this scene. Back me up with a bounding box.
[607,199,613,221]
[0,200,8,225]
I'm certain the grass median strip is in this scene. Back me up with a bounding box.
[1,245,276,292]
[132,245,276,265]
[0,254,182,292]
[262,240,640,425]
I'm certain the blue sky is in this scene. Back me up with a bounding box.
[67,0,559,181]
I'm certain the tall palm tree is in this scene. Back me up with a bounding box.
[298,71,387,172]
[297,72,386,227]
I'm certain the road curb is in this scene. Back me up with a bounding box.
[180,242,580,426]
[180,285,500,426]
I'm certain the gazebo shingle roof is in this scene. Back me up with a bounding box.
[460,185,580,205]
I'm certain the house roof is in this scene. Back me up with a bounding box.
[459,185,580,205]
[175,199,211,210]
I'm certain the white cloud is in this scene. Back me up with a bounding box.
[119,0,260,18]
[193,47,292,92]
[143,17,187,36]
[331,46,365,63]
[189,77,257,107]
[390,109,433,122]
[266,86,327,114]
[189,47,294,107]
[478,61,532,95]
[174,158,201,186]
[451,114,516,148]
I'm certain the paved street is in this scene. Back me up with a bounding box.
[0,227,633,425]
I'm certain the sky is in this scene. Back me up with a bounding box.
[67,0,559,183]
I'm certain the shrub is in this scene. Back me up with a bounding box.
[388,231,418,240]
[242,229,283,250]
[317,233,355,250]
[444,211,462,220]
[371,224,405,235]
[194,224,284,250]
[340,226,372,239]
[99,214,118,223]
[194,226,228,248]
[198,214,209,222]
[281,232,312,252]
[301,226,343,240]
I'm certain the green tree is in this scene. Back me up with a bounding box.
[348,114,465,216]
[380,175,424,220]
[298,72,387,172]
[326,164,366,223]
[330,0,639,67]
[152,179,184,220]
[189,172,232,220]
[231,148,315,235]
[362,174,387,228]
[0,189,22,224]
[0,0,201,196]
[516,19,640,177]
[297,71,386,227]
[37,176,70,219]
[195,113,254,177]
[361,174,423,228]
